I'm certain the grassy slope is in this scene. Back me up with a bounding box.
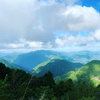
[55,60,100,86]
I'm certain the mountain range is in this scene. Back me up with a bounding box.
[0,50,100,86]
[10,50,100,72]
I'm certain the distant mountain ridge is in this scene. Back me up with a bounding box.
[65,51,100,64]
[0,52,20,62]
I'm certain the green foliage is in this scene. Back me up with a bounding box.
[0,80,14,100]
[35,86,55,100]
[55,60,100,87]
[78,97,95,100]
[42,71,55,87]
[0,63,10,80]
[95,84,100,100]
[0,62,99,100]
[54,79,74,99]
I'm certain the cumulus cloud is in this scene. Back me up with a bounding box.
[0,0,100,51]
[62,6,100,31]
[55,29,100,47]
[55,34,88,46]
[2,38,52,51]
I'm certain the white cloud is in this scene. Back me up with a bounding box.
[92,29,100,41]
[0,0,100,51]
[55,30,100,47]
[2,38,53,51]
[62,6,100,31]
[6,43,25,49]
[26,41,43,48]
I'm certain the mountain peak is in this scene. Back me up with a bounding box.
[86,60,100,66]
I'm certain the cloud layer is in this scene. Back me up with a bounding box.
[0,0,100,51]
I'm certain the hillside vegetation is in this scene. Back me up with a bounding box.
[55,60,100,86]
[0,62,100,100]
[0,58,21,69]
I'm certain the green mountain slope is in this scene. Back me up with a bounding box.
[0,58,21,69]
[55,60,100,86]
[33,59,83,77]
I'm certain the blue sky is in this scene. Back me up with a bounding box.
[81,0,100,12]
[0,0,100,52]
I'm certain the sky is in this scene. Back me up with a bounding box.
[0,0,100,52]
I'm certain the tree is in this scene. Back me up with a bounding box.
[35,86,56,100]
[0,80,14,100]
[95,84,100,100]
[42,71,55,87]
[0,63,10,80]
[78,97,95,100]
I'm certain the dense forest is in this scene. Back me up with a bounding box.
[0,63,100,100]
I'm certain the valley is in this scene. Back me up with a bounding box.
[0,50,100,100]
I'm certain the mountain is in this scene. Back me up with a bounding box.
[0,58,21,69]
[65,51,100,64]
[33,59,83,77]
[13,50,100,72]
[55,60,100,86]
[0,52,20,62]
[13,50,64,72]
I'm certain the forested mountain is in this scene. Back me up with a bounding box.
[33,59,83,77]
[55,60,100,86]
[0,62,100,100]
